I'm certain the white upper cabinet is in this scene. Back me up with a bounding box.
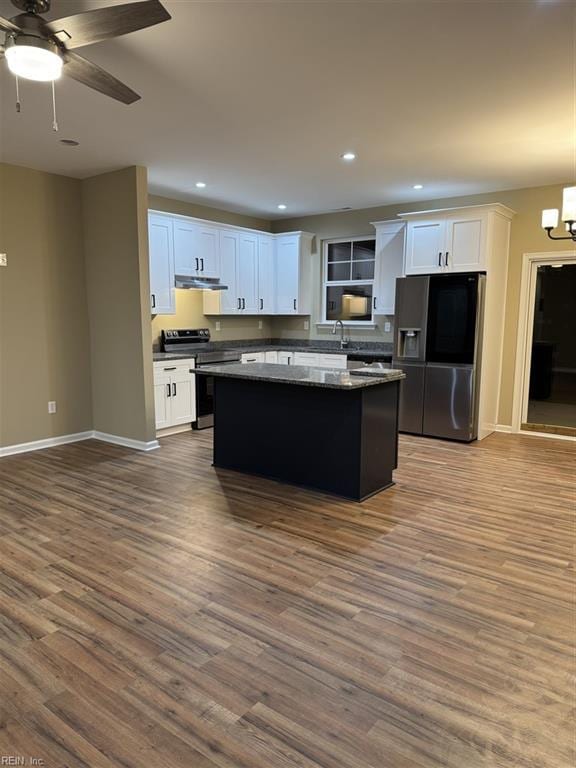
[371,220,406,315]
[238,233,259,312]
[275,233,313,314]
[173,220,220,278]
[404,219,447,274]
[218,229,240,313]
[444,215,486,272]
[401,205,513,276]
[257,235,275,313]
[148,213,175,315]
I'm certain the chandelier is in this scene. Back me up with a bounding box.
[541,186,576,242]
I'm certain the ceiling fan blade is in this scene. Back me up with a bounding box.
[64,51,140,105]
[0,15,21,33]
[46,0,170,50]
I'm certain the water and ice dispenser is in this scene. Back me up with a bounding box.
[397,328,423,359]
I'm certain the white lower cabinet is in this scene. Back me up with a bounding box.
[153,360,196,430]
[294,352,319,367]
[264,351,278,363]
[277,351,294,365]
[318,354,347,370]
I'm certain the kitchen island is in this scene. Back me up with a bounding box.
[192,363,405,501]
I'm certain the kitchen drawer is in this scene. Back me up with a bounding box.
[241,352,265,364]
[293,352,320,367]
[318,354,347,369]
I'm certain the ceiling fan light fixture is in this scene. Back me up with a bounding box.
[5,37,63,81]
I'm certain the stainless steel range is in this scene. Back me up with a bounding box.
[161,329,241,429]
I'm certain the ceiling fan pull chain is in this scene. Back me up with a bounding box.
[15,75,21,113]
[51,79,58,132]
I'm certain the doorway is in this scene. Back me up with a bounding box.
[514,252,576,438]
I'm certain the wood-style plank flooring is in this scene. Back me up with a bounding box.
[0,431,574,768]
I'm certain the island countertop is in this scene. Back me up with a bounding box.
[191,362,404,390]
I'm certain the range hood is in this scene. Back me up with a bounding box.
[175,276,228,291]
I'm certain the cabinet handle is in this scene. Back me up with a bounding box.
[172,383,177,396]
[195,258,199,271]
[242,298,246,309]
[373,297,377,310]
[237,298,241,310]
[438,252,442,267]
[445,251,449,267]
[293,298,297,310]
[200,258,204,272]
[166,383,171,398]
[260,298,264,310]
[151,294,156,309]
[163,366,177,371]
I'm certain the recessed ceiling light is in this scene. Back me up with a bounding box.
[60,138,79,146]
[277,204,287,210]
[195,182,206,189]
[413,184,424,190]
[341,152,356,161]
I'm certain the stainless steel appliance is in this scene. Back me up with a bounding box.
[161,329,241,429]
[392,273,484,442]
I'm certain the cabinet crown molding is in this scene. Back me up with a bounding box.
[371,219,407,232]
[398,203,516,221]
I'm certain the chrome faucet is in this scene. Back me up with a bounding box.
[332,320,349,349]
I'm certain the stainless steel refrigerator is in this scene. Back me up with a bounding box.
[392,273,485,442]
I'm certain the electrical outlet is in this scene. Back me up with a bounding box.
[215,321,221,331]
[0,253,7,267]
[384,321,391,333]
[258,320,263,330]
[48,401,57,414]
[304,320,309,331]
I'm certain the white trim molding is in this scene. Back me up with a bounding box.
[92,432,160,452]
[0,430,160,458]
[0,431,93,458]
[512,249,576,435]
[494,424,513,433]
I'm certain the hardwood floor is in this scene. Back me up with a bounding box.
[0,431,574,768]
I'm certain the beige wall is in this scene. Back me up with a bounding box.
[83,167,156,443]
[272,182,576,425]
[149,194,273,347]
[0,164,92,447]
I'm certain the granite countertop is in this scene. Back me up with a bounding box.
[191,363,404,390]
[153,341,393,362]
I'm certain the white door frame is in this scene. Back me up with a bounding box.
[512,249,576,433]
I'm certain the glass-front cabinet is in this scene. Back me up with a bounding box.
[323,238,376,323]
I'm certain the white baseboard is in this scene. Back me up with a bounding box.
[92,432,160,452]
[0,431,93,458]
[519,429,575,442]
[0,430,160,458]
[494,424,513,433]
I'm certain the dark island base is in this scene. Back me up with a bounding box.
[213,377,400,501]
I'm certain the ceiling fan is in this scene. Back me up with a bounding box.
[0,0,171,104]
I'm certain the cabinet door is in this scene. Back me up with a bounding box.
[169,368,196,426]
[258,235,275,313]
[276,236,300,313]
[264,351,278,363]
[238,234,259,312]
[153,370,172,429]
[445,216,486,272]
[373,223,405,314]
[148,215,175,314]
[196,225,220,278]
[173,219,199,276]
[405,220,446,275]
[219,230,240,313]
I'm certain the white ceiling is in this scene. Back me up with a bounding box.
[0,0,574,218]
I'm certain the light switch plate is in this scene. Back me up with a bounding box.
[384,321,391,333]
[258,320,263,330]
[48,401,57,414]
[304,320,309,330]
[215,321,221,331]
[0,253,7,267]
